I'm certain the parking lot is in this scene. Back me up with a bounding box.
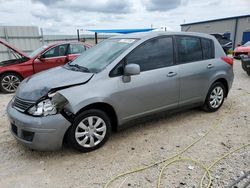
[0,60,249,188]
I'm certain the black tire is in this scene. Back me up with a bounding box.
[247,71,250,76]
[202,82,226,112]
[67,109,111,152]
[234,56,241,60]
[0,72,22,93]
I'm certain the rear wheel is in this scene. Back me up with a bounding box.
[0,73,22,93]
[67,109,111,152]
[247,71,250,76]
[202,82,226,112]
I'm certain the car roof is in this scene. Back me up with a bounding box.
[111,31,215,41]
[46,41,91,47]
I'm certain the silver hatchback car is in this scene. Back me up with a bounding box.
[7,32,234,152]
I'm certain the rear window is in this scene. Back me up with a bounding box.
[176,36,203,63]
[68,44,86,54]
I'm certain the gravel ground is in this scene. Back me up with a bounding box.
[0,60,249,188]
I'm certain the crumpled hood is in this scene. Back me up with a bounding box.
[0,38,29,59]
[16,66,94,101]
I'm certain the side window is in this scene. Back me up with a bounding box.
[176,36,203,63]
[42,44,68,58]
[68,44,86,55]
[126,37,174,72]
[201,38,214,59]
[110,60,125,77]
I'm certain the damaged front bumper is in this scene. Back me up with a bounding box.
[7,101,71,151]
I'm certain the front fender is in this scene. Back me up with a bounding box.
[57,79,119,116]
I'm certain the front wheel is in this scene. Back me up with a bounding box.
[202,82,226,112]
[67,109,111,152]
[0,73,22,93]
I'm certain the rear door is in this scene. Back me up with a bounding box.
[112,36,179,121]
[175,35,215,106]
[33,44,68,73]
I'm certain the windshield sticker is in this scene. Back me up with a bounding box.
[118,39,135,44]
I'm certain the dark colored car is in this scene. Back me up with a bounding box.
[240,55,250,76]
[0,39,91,93]
[233,41,250,59]
[211,33,232,54]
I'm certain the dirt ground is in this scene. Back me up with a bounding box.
[0,60,249,188]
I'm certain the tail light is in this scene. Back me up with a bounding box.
[221,57,233,66]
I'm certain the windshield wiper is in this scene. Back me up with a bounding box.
[67,63,90,73]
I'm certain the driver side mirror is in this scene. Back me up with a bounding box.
[122,64,140,83]
[124,64,140,76]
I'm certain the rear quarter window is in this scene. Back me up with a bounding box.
[201,38,214,59]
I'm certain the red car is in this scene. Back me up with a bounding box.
[233,41,250,59]
[0,39,91,93]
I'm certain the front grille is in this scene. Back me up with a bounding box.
[13,97,35,112]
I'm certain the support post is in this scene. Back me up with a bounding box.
[3,27,11,59]
[77,29,80,42]
[233,18,239,48]
[40,28,44,45]
[95,32,98,44]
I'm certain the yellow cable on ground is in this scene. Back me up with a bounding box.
[155,143,250,188]
[104,119,222,188]
[104,90,250,188]
[200,143,250,188]
[157,156,212,188]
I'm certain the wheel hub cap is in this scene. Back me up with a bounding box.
[75,116,107,148]
[209,86,224,109]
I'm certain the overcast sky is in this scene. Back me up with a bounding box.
[0,0,249,35]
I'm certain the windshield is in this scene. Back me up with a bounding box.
[68,38,137,73]
[28,45,48,58]
[243,41,250,47]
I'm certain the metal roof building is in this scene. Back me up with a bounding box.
[181,15,250,48]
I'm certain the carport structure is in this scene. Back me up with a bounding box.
[87,28,155,44]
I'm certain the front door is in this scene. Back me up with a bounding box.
[112,37,179,122]
[34,44,68,73]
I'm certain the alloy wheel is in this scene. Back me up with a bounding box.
[1,75,21,93]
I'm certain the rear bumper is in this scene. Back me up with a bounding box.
[7,102,71,151]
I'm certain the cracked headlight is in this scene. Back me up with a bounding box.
[28,93,68,117]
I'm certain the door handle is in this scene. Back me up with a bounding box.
[167,72,177,77]
[207,64,214,69]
